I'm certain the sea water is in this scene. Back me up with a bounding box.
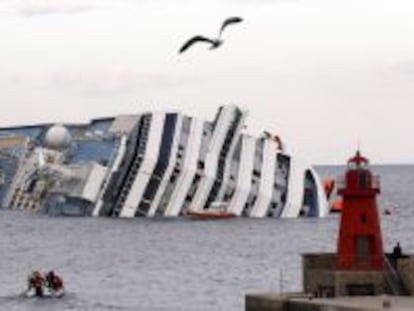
[0,165,413,310]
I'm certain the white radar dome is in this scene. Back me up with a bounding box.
[44,124,71,149]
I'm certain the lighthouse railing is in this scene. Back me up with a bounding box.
[383,254,410,296]
[336,175,380,191]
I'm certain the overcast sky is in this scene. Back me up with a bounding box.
[1,0,414,164]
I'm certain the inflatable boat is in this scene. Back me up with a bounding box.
[24,286,65,298]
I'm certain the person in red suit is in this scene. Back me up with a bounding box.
[46,270,64,291]
[28,271,45,297]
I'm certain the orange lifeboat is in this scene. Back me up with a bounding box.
[186,203,236,219]
[330,198,343,213]
[186,209,236,219]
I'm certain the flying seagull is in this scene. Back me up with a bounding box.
[219,16,243,36]
[178,16,243,54]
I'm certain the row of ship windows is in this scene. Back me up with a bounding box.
[128,128,286,181]
[241,196,285,217]
[112,111,286,212]
[10,198,37,210]
[119,155,286,201]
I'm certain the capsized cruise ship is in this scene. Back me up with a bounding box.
[0,105,328,218]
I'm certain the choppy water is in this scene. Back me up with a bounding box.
[0,165,413,311]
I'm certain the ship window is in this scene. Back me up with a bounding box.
[250,196,257,206]
[169,175,177,183]
[242,203,249,216]
[281,193,287,203]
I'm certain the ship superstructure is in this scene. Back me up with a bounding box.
[0,105,328,218]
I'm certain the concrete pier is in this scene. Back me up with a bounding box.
[245,254,414,310]
[246,294,414,311]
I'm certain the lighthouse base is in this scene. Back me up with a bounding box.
[302,253,410,297]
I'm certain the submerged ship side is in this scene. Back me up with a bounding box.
[0,105,328,218]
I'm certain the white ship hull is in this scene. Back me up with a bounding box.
[0,105,328,218]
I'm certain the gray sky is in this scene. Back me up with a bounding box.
[1,0,414,164]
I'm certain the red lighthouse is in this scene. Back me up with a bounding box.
[336,151,384,270]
